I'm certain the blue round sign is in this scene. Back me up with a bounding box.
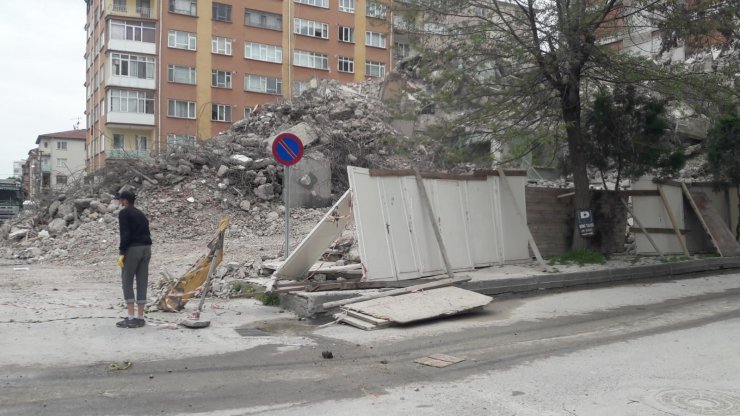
[272,133,304,166]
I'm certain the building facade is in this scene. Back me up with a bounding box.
[33,130,87,197]
[84,0,393,171]
[12,160,25,179]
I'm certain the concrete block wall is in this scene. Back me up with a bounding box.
[526,187,628,258]
[526,187,572,258]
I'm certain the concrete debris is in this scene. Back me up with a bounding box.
[1,78,410,297]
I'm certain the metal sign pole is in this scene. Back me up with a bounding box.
[284,165,291,259]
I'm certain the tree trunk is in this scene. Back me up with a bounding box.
[562,81,591,251]
[736,185,740,241]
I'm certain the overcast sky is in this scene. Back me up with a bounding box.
[0,1,86,178]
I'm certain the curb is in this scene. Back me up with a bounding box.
[279,257,740,317]
[462,257,740,296]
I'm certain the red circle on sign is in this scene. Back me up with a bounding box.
[272,133,304,166]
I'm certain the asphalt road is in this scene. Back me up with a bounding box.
[3,272,740,416]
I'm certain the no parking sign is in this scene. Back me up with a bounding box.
[272,132,304,259]
[272,133,304,166]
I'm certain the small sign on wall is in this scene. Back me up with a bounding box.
[576,209,595,237]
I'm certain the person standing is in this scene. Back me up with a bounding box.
[116,190,152,328]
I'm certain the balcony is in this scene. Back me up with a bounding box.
[41,163,51,173]
[107,4,157,19]
[106,111,155,126]
[107,149,151,160]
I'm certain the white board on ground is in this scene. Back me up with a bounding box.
[272,190,352,280]
[343,286,492,324]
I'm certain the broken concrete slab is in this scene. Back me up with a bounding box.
[336,286,491,330]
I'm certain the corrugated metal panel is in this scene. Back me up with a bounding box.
[348,167,529,281]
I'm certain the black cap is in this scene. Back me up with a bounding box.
[116,191,136,202]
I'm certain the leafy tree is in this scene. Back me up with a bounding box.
[706,110,740,239]
[583,86,685,191]
[399,0,738,249]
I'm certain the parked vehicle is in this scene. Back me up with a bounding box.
[0,179,22,222]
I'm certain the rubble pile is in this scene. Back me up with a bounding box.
[0,78,417,294]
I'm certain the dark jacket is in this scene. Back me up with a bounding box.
[118,205,152,255]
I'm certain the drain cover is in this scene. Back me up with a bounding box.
[651,388,740,415]
[234,328,271,337]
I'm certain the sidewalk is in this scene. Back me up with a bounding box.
[279,256,740,317]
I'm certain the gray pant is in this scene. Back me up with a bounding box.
[121,245,151,305]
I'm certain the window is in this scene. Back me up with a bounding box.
[111,53,155,79]
[137,0,153,17]
[57,141,68,151]
[295,0,328,8]
[56,175,68,185]
[109,89,155,114]
[56,158,68,167]
[394,42,410,59]
[168,30,197,50]
[211,70,232,88]
[110,20,155,43]
[212,36,233,55]
[366,31,387,48]
[293,50,329,70]
[245,42,282,63]
[366,60,386,77]
[113,0,127,12]
[245,9,282,31]
[244,107,253,118]
[136,136,148,151]
[169,0,196,16]
[212,2,232,21]
[294,18,329,39]
[339,0,354,13]
[44,141,49,148]
[168,64,197,84]
[113,134,124,149]
[167,99,197,119]
[167,134,196,147]
[338,26,354,43]
[244,75,282,95]
[366,1,388,19]
[212,104,232,122]
[338,56,354,73]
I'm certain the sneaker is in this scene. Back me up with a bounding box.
[131,318,146,328]
[116,318,135,328]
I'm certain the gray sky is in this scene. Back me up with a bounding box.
[0,1,86,178]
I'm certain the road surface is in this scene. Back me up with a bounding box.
[2,271,740,415]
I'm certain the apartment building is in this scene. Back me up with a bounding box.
[32,130,87,197]
[84,0,393,172]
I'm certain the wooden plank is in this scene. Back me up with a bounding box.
[630,227,690,234]
[306,277,451,292]
[367,169,527,179]
[344,310,393,327]
[620,197,664,258]
[686,188,740,256]
[414,355,466,368]
[343,286,491,324]
[334,314,380,330]
[414,167,455,279]
[620,190,661,197]
[658,185,690,256]
[681,183,723,257]
[322,276,471,310]
[498,168,547,270]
